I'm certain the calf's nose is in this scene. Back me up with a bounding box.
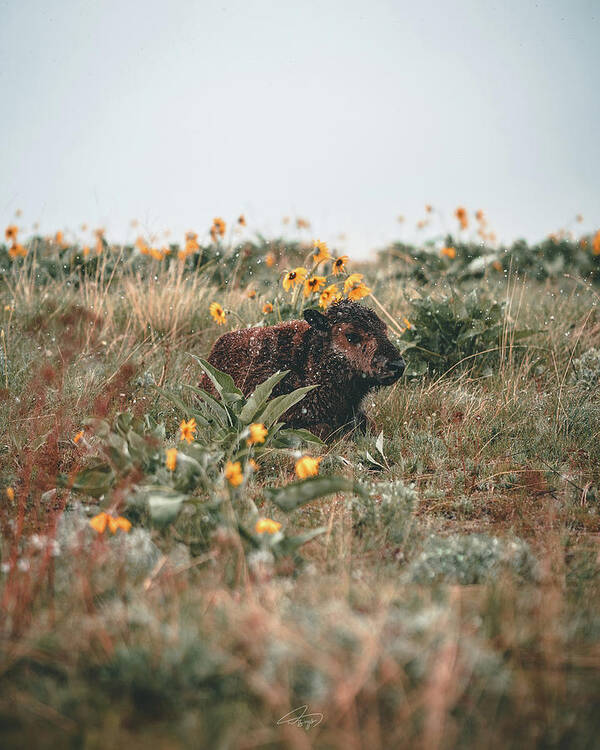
[389,358,406,377]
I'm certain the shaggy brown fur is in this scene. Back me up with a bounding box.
[200,300,405,439]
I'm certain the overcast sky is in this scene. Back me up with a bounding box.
[1,0,598,256]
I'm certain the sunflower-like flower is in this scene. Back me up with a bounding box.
[209,302,227,325]
[247,423,268,446]
[455,207,468,230]
[475,209,485,222]
[593,230,600,256]
[262,302,273,314]
[247,288,256,299]
[295,455,321,479]
[212,217,226,237]
[265,252,276,268]
[312,240,330,265]
[283,267,307,291]
[238,215,246,226]
[255,518,282,534]
[5,225,18,242]
[347,283,372,301]
[343,273,365,294]
[440,246,456,259]
[8,243,27,259]
[303,275,327,297]
[89,512,132,534]
[179,418,197,444]
[224,460,243,487]
[319,283,342,309]
[332,255,348,275]
[166,447,177,472]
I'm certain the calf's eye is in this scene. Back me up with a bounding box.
[346,332,361,345]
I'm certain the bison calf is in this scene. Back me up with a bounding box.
[201,299,405,439]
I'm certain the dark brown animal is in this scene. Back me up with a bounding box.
[201,299,405,438]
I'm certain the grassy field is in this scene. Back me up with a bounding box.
[1,218,600,749]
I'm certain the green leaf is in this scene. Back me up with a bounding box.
[183,385,229,427]
[272,526,327,556]
[70,463,115,498]
[276,427,324,446]
[265,476,364,512]
[189,355,243,403]
[145,486,189,526]
[257,384,317,428]
[238,370,289,425]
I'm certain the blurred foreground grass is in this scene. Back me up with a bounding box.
[1,222,600,748]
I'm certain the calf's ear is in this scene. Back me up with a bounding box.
[304,308,330,332]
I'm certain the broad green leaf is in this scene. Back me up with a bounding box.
[189,355,243,402]
[238,370,289,425]
[272,526,327,556]
[265,476,365,512]
[146,486,189,525]
[70,463,115,498]
[257,384,317,428]
[183,384,229,426]
[275,427,324,446]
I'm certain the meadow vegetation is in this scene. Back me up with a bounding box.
[1,212,600,748]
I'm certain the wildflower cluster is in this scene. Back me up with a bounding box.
[281,239,370,314]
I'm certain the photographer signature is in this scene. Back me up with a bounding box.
[277,705,324,730]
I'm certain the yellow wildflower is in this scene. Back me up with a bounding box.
[89,512,132,534]
[212,217,226,237]
[249,458,259,472]
[475,209,485,222]
[209,302,227,325]
[425,204,433,213]
[265,252,276,268]
[347,282,371,301]
[455,207,468,230]
[304,275,327,297]
[312,240,330,265]
[73,430,84,444]
[82,245,90,258]
[403,317,412,330]
[5,225,18,242]
[224,460,243,487]
[166,447,177,472]
[319,284,342,309]
[247,423,268,446]
[255,518,282,534]
[149,247,164,261]
[6,487,14,501]
[8,244,27,259]
[295,455,321,479]
[593,230,600,256]
[179,418,197,444]
[332,255,348,275]
[296,217,310,229]
[283,267,307,291]
[492,260,503,272]
[440,246,456,259]
[247,289,257,299]
[238,215,246,226]
[343,273,363,294]
[262,302,274,314]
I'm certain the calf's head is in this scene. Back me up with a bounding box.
[304,300,405,385]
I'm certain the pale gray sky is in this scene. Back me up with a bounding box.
[1,0,598,256]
